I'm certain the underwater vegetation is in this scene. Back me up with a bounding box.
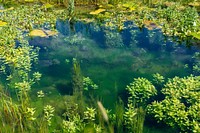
[0,0,199,133]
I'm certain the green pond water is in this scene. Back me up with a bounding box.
[19,20,199,132]
[28,20,199,111]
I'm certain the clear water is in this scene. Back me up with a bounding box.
[29,20,198,110]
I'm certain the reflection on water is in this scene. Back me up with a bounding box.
[29,20,198,109]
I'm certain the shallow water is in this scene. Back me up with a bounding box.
[29,20,198,110]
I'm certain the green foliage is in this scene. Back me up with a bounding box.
[114,99,124,133]
[124,102,146,133]
[83,77,98,91]
[25,107,36,121]
[191,31,200,40]
[152,73,165,87]
[0,92,23,132]
[104,31,124,47]
[84,107,96,121]
[62,114,84,133]
[148,75,200,132]
[124,77,156,133]
[192,52,200,74]
[126,77,157,106]
[44,105,55,126]
[62,119,77,133]
[37,90,45,98]
[72,58,83,97]
[68,0,75,17]
[0,1,199,133]
[124,103,137,131]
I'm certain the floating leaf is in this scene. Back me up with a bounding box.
[29,29,58,37]
[0,21,7,27]
[0,7,14,12]
[107,4,114,8]
[24,0,34,2]
[121,3,135,11]
[89,9,106,15]
[191,32,200,40]
[29,29,47,37]
[80,18,95,23]
[129,7,135,11]
[122,4,130,8]
[164,2,176,7]
[41,3,54,9]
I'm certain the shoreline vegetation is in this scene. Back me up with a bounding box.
[0,0,200,132]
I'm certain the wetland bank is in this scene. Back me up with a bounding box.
[0,0,200,133]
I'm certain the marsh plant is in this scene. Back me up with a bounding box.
[72,58,84,115]
[68,0,75,18]
[113,99,124,133]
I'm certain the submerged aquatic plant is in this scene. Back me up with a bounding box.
[62,114,84,133]
[62,119,77,133]
[126,77,157,106]
[44,105,55,126]
[0,1,199,133]
[84,107,96,121]
[124,77,157,133]
[25,107,36,121]
[123,102,137,131]
[152,73,165,86]
[37,90,45,98]
[72,58,83,98]
[148,75,200,132]
[83,77,98,91]
[104,30,124,47]
[192,52,200,75]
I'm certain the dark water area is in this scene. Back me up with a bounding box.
[29,20,199,111]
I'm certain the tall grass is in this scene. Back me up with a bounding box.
[0,90,24,132]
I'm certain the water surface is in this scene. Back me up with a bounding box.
[29,20,198,109]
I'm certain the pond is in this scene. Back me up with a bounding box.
[0,1,199,131]
[29,20,199,110]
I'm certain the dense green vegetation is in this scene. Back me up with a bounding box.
[0,0,199,132]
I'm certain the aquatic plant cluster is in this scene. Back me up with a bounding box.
[0,1,199,133]
[89,1,200,43]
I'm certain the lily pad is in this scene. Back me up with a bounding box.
[29,29,58,37]
[0,21,7,27]
[191,32,200,40]
[30,29,47,37]
[89,9,106,15]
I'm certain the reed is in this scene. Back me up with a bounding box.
[114,98,124,133]
[0,91,24,132]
